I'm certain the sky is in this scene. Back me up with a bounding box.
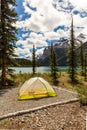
[15,0,87,59]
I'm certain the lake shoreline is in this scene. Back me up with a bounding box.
[6,66,69,73]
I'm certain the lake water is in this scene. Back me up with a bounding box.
[9,66,69,73]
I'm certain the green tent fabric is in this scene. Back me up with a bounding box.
[18,77,56,100]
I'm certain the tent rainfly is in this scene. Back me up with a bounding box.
[18,77,56,100]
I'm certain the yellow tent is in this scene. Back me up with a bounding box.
[18,77,56,100]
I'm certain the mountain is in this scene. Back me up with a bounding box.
[38,39,87,66]
[7,58,40,67]
[38,39,69,66]
[77,41,87,55]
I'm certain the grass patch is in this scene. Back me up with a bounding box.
[76,85,87,105]
[58,72,87,105]
[12,72,52,87]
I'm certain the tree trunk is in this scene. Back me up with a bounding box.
[1,56,7,88]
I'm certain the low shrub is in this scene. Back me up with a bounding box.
[77,85,87,105]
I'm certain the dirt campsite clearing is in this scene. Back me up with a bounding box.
[0,86,87,130]
[0,86,78,117]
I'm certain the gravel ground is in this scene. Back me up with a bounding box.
[0,87,77,117]
[1,86,86,130]
[0,102,87,130]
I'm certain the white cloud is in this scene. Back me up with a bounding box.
[45,31,59,40]
[57,29,69,38]
[36,48,44,56]
[15,31,48,58]
[72,15,87,37]
[28,32,47,47]
[14,46,32,59]
[54,0,87,11]
[29,32,44,40]
[15,0,87,58]
[73,14,87,27]
[15,39,45,59]
[69,0,87,9]
[27,38,47,47]
[14,47,28,55]
[16,0,68,32]
[16,0,87,34]
[16,20,26,29]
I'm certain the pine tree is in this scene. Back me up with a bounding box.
[0,0,17,87]
[32,44,36,75]
[84,54,87,81]
[50,44,58,85]
[68,15,77,83]
[80,40,84,75]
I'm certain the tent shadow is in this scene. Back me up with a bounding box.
[0,86,14,97]
[0,89,8,97]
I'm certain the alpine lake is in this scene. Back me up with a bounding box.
[7,66,81,74]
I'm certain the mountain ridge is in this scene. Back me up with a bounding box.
[38,39,87,66]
